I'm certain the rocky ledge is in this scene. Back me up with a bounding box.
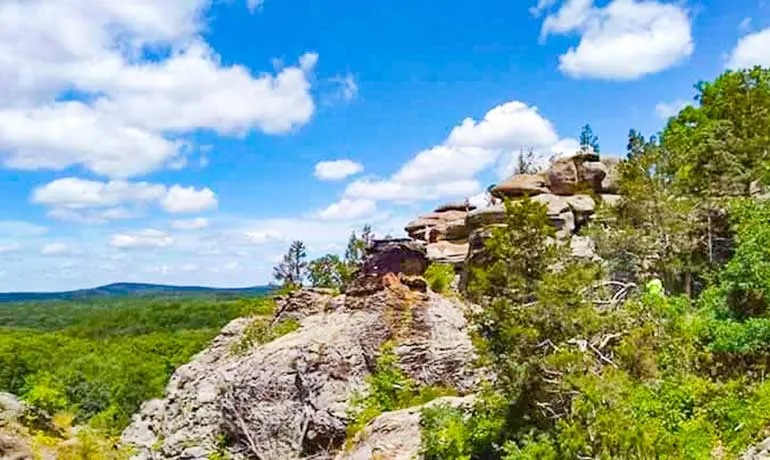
[122,273,476,459]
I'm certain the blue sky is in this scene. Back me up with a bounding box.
[0,0,768,291]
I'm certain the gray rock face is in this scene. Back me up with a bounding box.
[0,393,24,423]
[122,288,476,460]
[336,396,474,460]
[744,437,770,459]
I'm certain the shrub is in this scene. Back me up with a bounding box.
[424,264,455,294]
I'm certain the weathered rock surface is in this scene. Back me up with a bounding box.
[490,174,549,198]
[122,285,476,460]
[601,157,621,193]
[427,241,469,266]
[336,396,473,460]
[435,201,476,213]
[744,437,770,459]
[533,193,570,215]
[546,158,580,195]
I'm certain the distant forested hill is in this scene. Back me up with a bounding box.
[0,282,272,303]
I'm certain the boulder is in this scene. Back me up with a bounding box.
[546,158,580,195]
[406,211,468,242]
[444,218,469,241]
[490,174,549,198]
[533,194,570,216]
[566,195,596,214]
[467,205,506,229]
[362,239,429,277]
[427,241,469,266]
[601,157,621,193]
[553,211,576,238]
[0,393,24,423]
[744,436,770,459]
[571,235,596,259]
[337,396,474,460]
[122,289,477,460]
[435,201,476,213]
[580,161,607,192]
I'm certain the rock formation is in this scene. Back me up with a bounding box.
[408,153,621,270]
[122,245,476,460]
[337,396,473,460]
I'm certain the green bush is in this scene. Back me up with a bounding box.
[231,317,301,355]
[424,264,456,294]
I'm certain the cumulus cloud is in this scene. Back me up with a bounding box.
[170,217,210,230]
[655,99,690,119]
[316,199,377,220]
[110,229,174,249]
[0,220,48,237]
[540,0,693,80]
[41,243,71,256]
[160,186,218,214]
[33,178,166,209]
[342,100,575,203]
[314,159,365,181]
[728,28,770,69]
[0,1,317,178]
[32,178,218,222]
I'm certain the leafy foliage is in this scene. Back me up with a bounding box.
[0,295,269,434]
[307,254,349,291]
[424,263,455,294]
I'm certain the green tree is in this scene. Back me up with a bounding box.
[307,254,347,290]
[579,124,600,153]
[273,240,308,287]
[662,66,770,197]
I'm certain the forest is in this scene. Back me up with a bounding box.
[0,294,270,438]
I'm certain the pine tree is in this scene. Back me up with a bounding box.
[273,240,308,287]
[579,124,600,153]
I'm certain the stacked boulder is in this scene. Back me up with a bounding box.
[405,153,621,269]
[405,201,475,267]
[467,152,620,265]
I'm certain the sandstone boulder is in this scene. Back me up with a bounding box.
[546,158,580,195]
[601,157,621,193]
[467,205,506,229]
[580,161,607,192]
[426,241,469,266]
[533,194,570,216]
[566,194,596,214]
[337,396,474,460]
[435,201,476,213]
[571,235,597,259]
[490,174,549,198]
[122,288,476,460]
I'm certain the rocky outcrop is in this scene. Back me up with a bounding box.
[406,202,474,270]
[490,174,549,198]
[122,281,476,459]
[0,393,33,460]
[336,395,473,460]
[744,437,770,459]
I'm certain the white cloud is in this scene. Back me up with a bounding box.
[655,99,690,119]
[728,28,770,69]
[160,186,218,214]
[540,0,694,80]
[33,178,218,222]
[110,229,174,249]
[170,217,209,230]
[247,0,265,13]
[316,199,377,221]
[33,178,166,209]
[342,100,574,203]
[41,243,70,256]
[314,159,364,181]
[244,230,284,244]
[0,1,317,178]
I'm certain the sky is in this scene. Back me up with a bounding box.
[0,0,768,292]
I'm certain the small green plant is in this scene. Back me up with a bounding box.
[424,264,455,294]
[207,434,231,460]
[231,317,301,355]
[346,342,455,443]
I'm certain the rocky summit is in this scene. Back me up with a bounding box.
[122,249,476,460]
